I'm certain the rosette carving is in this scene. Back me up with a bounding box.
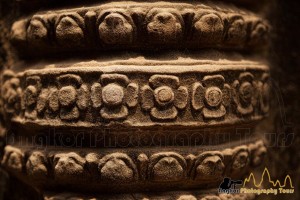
[192,75,231,119]
[141,75,188,121]
[91,74,138,120]
[1,66,269,125]
[57,74,89,121]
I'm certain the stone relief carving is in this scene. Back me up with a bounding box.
[44,191,256,200]
[141,75,188,120]
[190,151,225,182]
[1,70,22,116]
[10,3,269,55]
[0,65,270,127]
[192,75,231,119]
[0,0,272,198]
[1,140,266,188]
[26,151,48,180]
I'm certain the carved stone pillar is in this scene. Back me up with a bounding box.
[0,0,271,199]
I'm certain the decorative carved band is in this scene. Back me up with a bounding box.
[44,191,255,200]
[0,62,270,129]
[11,2,269,55]
[1,140,266,192]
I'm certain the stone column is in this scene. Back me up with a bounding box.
[0,0,271,199]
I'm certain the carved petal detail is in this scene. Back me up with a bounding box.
[141,85,154,111]
[100,106,128,120]
[174,86,188,109]
[150,107,178,120]
[203,105,226,119]
[192,82,205,110]
[91,83,102,109]
[125,83,139,108]
[76,84,89,110]
[149,75,179,89]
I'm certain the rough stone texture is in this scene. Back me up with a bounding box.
[0,0,298,199]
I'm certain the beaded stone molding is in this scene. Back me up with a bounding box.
[1,140,266,192]
[11,2,269,55]
[0,60,270,129]
[44,191,256,200]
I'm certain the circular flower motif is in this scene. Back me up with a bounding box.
[58,86,77,106]
[191,152,225,181]
[102,83,124,106]
[205,87,223,107]
[56,74,89,121]
[192,13,224,43]
[192,75,231,119]
[232,72,256,115]
[146,8,183,43]
[91,74,139,120]
[1,70,22,115]
[98,11,135,45]
[141,75,188,121]
[154,86,175,106]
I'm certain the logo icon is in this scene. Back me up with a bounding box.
[241,167,294,195]
[218,177,243,194]
[218,168,294,195]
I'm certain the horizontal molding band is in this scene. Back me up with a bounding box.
[1,139,266,192]
[0,61,270,130]
[11,2,269,55]
[43,190,256,200]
